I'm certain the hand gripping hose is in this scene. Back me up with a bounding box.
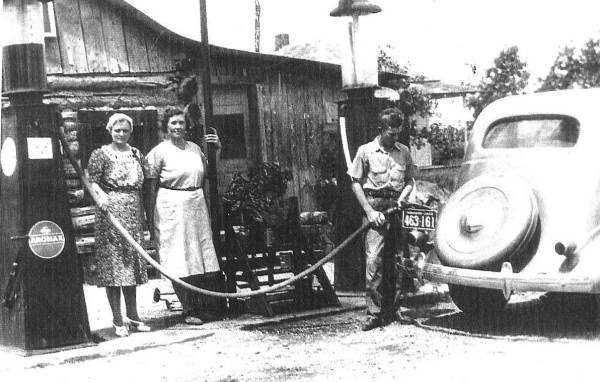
[59,134,377,298]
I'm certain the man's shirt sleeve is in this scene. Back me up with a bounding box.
[347,145,366,181]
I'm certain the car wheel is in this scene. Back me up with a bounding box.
[449,284,509,315]
[435,173,539,269]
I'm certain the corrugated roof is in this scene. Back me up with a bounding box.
[417,80,478,97]
[275,41,343,66]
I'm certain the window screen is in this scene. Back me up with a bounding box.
[213,114,246,159]
[483,116,579,149]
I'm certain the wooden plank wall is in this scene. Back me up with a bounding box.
[204,55,342,212]
[48,0,184,74]
[54,0,88,73]
[258,62,342,212]
[78,0,109,72]
[99,0,130,73]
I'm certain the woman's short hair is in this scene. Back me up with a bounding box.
[378,108,403,130]
[105,113,133,133]
[160,107,185,133]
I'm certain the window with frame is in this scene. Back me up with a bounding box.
[42,1,57,38]
[482,116,580,149]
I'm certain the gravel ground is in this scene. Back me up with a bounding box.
[3,289,600,382]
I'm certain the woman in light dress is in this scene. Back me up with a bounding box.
[145,107,224,325]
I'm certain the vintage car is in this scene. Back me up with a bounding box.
[422,88,600,314]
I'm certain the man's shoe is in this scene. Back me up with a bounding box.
[361,317,382,331]
[390,312,412,324]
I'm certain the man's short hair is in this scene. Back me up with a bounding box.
[378,108,403,130]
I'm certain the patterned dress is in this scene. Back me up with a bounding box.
[87,145,148,287]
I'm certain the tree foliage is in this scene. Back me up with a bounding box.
[416,123,467,164]
[377,44,408,74]
[467,46,530,118]
[377,46,434,147]
[397,86,432,119]
[539,38,600,91]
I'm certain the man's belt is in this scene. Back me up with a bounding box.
[159,184,201,191]
[364,189,401,199]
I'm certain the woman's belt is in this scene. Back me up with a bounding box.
[100,184,140,192]
[364,189,401,199]
[159,184,201,191]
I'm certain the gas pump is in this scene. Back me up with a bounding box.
[333,91,379,290]
[330,0,382,291]
[1,0,92,354]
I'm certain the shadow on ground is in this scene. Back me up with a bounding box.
[414,293,600,339]
[247,293,600,341]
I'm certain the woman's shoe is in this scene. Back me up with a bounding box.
[183,316,204,325]
[113,323,129,337]
[125,317,151,332]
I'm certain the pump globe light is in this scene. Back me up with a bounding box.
[330,0,381,17]
[330,0,380,88]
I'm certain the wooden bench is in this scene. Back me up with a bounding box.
[219,197,340,317]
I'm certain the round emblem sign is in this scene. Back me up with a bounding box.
[28,220,66,259]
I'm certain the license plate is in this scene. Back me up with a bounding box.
[401,209,437,231]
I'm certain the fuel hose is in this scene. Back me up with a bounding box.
[59,133,377,298]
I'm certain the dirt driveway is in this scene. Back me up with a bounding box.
[4,291,600,381]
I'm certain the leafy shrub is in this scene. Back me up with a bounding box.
[416,123,468,165]
[223,163,292,227]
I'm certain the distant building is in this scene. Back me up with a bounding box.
[411,80,477,132]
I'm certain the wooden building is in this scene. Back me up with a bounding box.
[35,0,352,212]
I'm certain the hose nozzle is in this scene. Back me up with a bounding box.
[555,241,577,257]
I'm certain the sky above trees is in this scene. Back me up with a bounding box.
[126,0,600,86]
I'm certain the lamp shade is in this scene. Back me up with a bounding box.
[330,0,381,17]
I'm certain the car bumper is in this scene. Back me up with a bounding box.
[423,262,600,295]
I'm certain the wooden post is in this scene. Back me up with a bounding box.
[198,0,221,243]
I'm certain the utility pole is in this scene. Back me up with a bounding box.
[198,0,221,244]
[255,0,261,53]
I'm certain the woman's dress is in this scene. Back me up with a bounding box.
[146,140,220,278]
[87,145,148,287]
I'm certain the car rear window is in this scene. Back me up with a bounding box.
[482,116,579,148]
